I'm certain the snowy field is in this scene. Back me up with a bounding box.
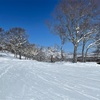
[0,52,100,100]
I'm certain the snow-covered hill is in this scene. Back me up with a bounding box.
[0,52,100,100]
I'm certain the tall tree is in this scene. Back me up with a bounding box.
[48,0,100,63]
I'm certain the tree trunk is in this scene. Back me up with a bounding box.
[82,40,85,62]
[85,48,89,62]
[61,46,64,61]
[51,55,54,62]
[19,52,21,59]
[73,45,78,63]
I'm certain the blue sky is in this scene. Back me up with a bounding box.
[0,0,74,52]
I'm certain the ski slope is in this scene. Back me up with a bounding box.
[0,53,100,100]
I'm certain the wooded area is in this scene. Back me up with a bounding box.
[0,0,100,63]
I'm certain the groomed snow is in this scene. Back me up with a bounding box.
[0,53,100,100]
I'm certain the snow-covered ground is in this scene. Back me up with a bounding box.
[0,52,100,100]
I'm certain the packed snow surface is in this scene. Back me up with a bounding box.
[0,53,100,100]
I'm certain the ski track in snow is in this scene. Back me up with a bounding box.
[0,58,100,100]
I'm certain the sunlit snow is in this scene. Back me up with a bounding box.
[0,52,100,100]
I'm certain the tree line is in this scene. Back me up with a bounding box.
[0,27,67,62]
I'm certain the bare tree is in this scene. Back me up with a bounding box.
[80,23,99,62]
[85,38,100,62]
[85,23,100,62]
[6,27,28,59]
[48,0,100,63]
[23,43,38,59]
[94,25,100,58]
[46,13,67,61]
[54,25,67,61]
